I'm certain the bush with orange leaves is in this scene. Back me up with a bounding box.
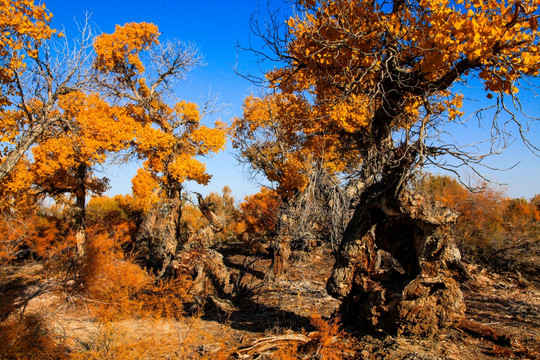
[0,203,76,273]
[71,197,193,321]
[237,187,281,253]
[414,174,539,274]
[267,315,355,360]
[0,313,69,360]
[306,315,355,360]
[74,217,193,321]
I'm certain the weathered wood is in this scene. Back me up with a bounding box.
[267,235,291,280]
[195,192,224,232]
[454,318,511,345]
[172,249,233,298]
[327,188,467,336]
[135,194,182,277]
[236,333,312,357]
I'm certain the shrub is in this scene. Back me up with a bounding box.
[0,313,69,359]
[75,222,192,322]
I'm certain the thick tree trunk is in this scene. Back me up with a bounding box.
[136,189,183,277]
[327,187,467,336]
[325,134,468,335]
[135,187,234,303]
[74,164,88,257]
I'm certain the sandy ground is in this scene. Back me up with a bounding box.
[1,247,538,359]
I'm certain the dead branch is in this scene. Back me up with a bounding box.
[235,332,312,358]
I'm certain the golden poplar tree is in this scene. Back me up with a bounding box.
[0,0,94,183]
[30,92,139,255]
[241,0,540,334]
[93,23,227,274]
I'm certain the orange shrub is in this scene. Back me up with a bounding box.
[76,221,192,322]
[307,315,354,360]
[0,313,69,359]
[0,205,75,264]
[237,187,281,253]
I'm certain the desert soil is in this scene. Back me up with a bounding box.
[1,245,539,359]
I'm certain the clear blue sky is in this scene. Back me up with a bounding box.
[42,0,539,201]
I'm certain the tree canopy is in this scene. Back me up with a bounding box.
[234,0,540,335]
[93,22,227,212]
[238,0,539,189]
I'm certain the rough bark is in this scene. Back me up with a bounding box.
[327,189,467,336]
[0,124,45,182]
[171,248,233,299]
[268,235,291,280]
[74,164,88,257]
[267,211,292,280]
[135,188,234,304]
[195,192,224,232]
[136,193,183,277]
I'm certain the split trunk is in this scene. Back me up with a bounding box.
[327,144,468,336]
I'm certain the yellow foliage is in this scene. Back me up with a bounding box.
[94,22,160,74]
[416,174,539,269]
[259,0,540,153]
[168,154,211,185]
[29,92,140,202]
[236,188,281,253]
[308,314,353,360]
[233,93,356,198]
[93,23,227,204]
[129,168,161,213]
[0,157,35,213]
[0,0,55,89]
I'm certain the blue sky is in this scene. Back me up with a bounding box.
[42,0,539,200]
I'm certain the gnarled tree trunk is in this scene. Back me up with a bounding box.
[135,188,234,307]
[327,180,468,336]
[136,202,181,277]
[136,189,183,277]
[74,164,88,258]
[322,104,469,335]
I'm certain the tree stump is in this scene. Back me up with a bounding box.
[267,235,291,280]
